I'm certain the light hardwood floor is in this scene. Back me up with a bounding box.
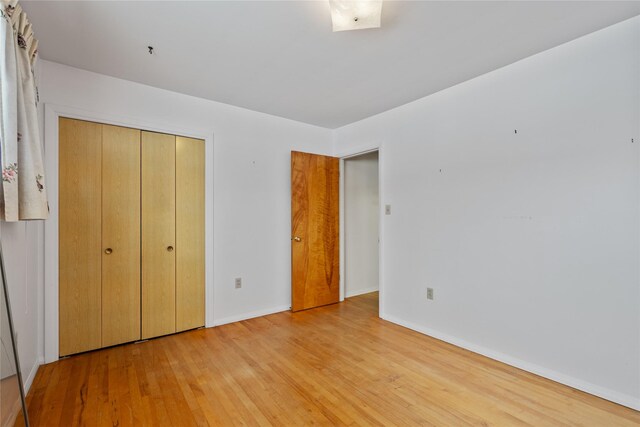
[23,292,640,426]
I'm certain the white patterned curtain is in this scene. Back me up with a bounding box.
[0,0,47,221]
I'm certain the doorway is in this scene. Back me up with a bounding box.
[343,151,380,299]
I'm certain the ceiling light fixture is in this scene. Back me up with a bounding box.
[329,0,383,32]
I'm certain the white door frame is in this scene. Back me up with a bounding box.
[43,103,215,363]
[337,144,383,316]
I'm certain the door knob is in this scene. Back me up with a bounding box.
[104,248,113,254]
[293,236,302,242]
[167,246,174,252]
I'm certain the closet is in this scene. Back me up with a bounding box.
[59,118,205,357]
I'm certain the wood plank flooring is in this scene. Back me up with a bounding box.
[23,292,640,426]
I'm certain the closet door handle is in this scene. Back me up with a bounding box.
[167,246,174,252]
[104,248,113,255]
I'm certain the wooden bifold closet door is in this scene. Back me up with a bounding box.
[59,118,103,356]
[59,118,205,357]
[59,119,141,356]
[176,136,205,332]
[101,125,141,347]
[141,131,176,339]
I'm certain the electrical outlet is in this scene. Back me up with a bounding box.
[427,288,434,300]
[385,204,391,215]
[235,278,242,289]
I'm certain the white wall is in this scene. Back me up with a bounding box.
[38,60,332,321]
[334,17,640,409]
[344,151,379,297]
[0,222,42,391]
[4,59,332,386]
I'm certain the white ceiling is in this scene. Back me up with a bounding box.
[22,1,640,129]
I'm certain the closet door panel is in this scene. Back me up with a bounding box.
[102,125,141,347]
[141,132,176,339]
[59,118,102,356]
[176,137,205,332]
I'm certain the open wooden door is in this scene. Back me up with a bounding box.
[291,151,340,311]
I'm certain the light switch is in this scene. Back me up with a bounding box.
[385,204,391,215]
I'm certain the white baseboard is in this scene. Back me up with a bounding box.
[213,305,290,327]
[346,287,379,298]
[23,357,43,394]
[381,314,640,411]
